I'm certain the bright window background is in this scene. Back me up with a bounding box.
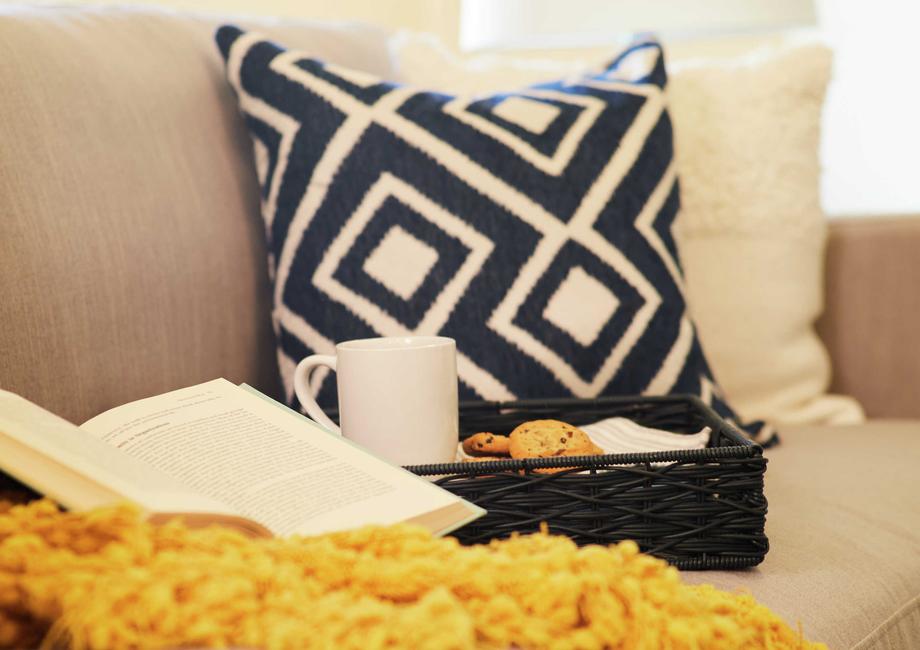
[815,0,920,217]
[459,0,816,50]
[11,0,919,217]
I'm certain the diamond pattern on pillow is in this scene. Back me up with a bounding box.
[216,26,775,445]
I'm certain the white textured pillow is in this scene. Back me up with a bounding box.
[668,46,862,426]
[392,33,864,426]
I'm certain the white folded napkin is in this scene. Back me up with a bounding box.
[581,417,710,455]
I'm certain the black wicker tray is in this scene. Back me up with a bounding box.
[404,395,768,570]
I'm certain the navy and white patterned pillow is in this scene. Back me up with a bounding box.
[216,26,774,445]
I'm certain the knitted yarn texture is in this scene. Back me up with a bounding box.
[0,500,823,649]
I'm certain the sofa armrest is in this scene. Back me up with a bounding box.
[817,215,920,418]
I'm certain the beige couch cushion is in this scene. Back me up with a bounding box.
[682,421,920,649]
[0,6,397,424]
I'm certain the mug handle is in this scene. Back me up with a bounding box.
[293,355,341,435]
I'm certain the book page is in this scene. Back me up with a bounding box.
[0,390,233,516]
[80,379,481,537]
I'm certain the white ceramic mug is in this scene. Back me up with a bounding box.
[293,336,459,465]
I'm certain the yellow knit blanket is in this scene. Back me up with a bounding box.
[0,499,823,649]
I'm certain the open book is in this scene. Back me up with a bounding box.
[0,379,484,538]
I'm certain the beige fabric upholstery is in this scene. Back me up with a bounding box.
[819,216,920,419]
[0,6,396,424]
[682,421,920,649]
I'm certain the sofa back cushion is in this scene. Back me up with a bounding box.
[0,6,397,423]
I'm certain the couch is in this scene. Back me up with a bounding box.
[0,6,917,649]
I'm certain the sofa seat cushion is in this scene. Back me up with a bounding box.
[682,421,920,649]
